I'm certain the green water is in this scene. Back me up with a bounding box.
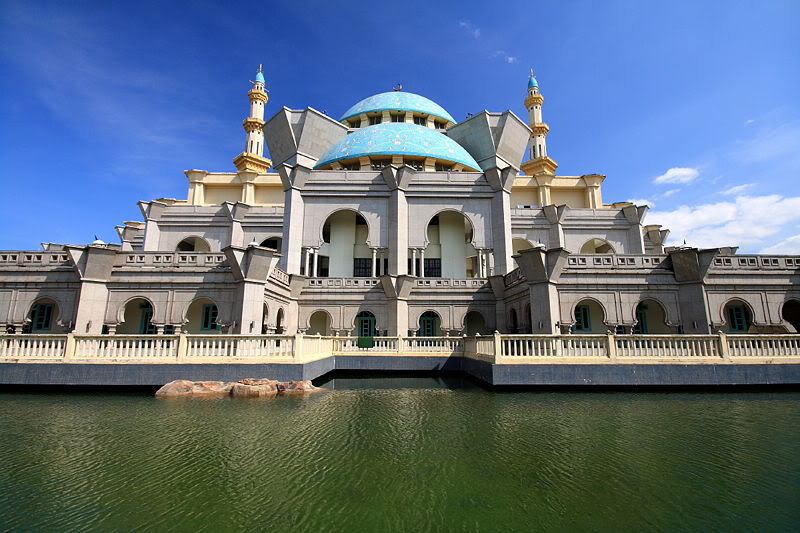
[1,378,798,532]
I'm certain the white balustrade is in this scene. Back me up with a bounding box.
[402,337,463,353]
[3,333,800,364]
[74,335,178,359]
[615,335,720,358]
[727,335,800,357]
[186,335,295,359]
[0,335,67,358]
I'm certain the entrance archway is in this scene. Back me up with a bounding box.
[782,300,800,332]
[275,308,285,335]
[320,210,370,277]
[424,211,476,278]
[354,311,376,337]
[418,311,442,337]
[463,311,488,336]
[184,298,220,334]
[307,310,331,335]
[632,299,670,334]
[509,308,519,334]
[117,298,155,334]
[572,299,606,333]
[260,237,282,251]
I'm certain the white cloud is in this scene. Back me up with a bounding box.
[458,20,481,38]
[653,167,700,184]
[760,234,800,254]
[649,194,800,251]
[721,183,754,196]
[661,188,680,197]
[492,50,517,64]
[627,198,655,207]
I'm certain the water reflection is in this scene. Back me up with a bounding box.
[0,384,798,532]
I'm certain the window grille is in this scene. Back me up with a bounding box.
[573,305,591,332]
[201,304,219,330]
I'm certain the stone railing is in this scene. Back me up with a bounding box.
[75,335,179,359]
[3,332,800,364]
[306,278,382,288]
[0,252,72,268]
[414,279,487,289]
[270,267,290,284]
[114,252,228,268]
[0,335,69,358]
[566,254,668,270]
[711,255,800,271]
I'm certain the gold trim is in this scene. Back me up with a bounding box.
[233,152,272,173]
[524,94,544,107]
[521,156,558,176]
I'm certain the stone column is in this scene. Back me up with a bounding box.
[411,249,417,276]
[311,248,319,278]
[419,248,425,277]
[303,248,310,277]
[371,248,377,277]
[280,188,305,274]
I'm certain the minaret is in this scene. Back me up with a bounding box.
[233,64,272,173]
[521,69,558,175]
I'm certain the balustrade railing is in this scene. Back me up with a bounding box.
[75,335,178,359]
[727,335,800,357]
[2,333,800,363]
[0,335,67,358]
[615,335,720,358]
[186,335,295,359]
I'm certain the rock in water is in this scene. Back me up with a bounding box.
[276,380,320,393]
[231,378,278,397]
[155,379,232,397]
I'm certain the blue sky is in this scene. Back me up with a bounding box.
[1,0,799,252]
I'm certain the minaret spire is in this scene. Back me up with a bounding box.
[521,68,558,176]
[233,65,271,173]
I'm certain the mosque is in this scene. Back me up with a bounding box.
[2,66,800,340]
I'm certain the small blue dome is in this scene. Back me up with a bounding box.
[314,123,480,171]
[528,75,538,88]
[340,92,456,124]
[255,71,265,83]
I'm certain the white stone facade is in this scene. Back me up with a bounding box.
[2,70,799,338]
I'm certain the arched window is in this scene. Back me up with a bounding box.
[418,311,441,337]
[260,237,282,250]
[723,300,751,333]
[29,299,57,332]
[176,237,211,252]
[579,239,615,254]
[509,308,519,334]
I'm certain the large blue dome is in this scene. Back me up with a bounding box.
[340,92,456,124]
[314,123,480,171]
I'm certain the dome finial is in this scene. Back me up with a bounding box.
[393,82,403,92]
[527,68,538,88]
[255,64,265,84]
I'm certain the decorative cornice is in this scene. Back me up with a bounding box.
[248,89,268,103]
[243,117,266,132]
[524,93,544,108]
[529,122,550,136]
[521,156,559,176]
[233,152,272,173]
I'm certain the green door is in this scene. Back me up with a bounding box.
[356,313,376,337]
